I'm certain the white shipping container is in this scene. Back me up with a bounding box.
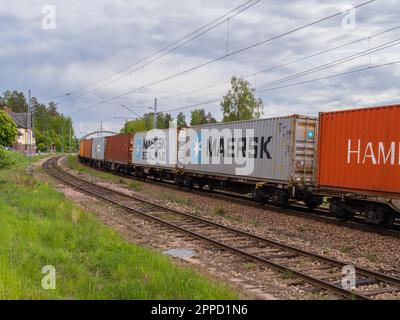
[132,128,178,169]
[91,137,106,161]
[178,115,317,185]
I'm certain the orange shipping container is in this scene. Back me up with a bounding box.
[79,139,93,159]
[105,134,132,165]
[317,104,400,196]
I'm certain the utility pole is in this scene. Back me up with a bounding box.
[69,124,72,153]
[153,98,157,129]
[27,90,32,175]
[61,126,64,154]
[100,121,103,137]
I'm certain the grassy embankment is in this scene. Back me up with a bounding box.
[0,151,237,299]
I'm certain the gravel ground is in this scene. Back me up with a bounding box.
[42,157,400,299]
[63,160,400,273]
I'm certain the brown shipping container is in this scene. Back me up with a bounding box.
[105,134,132,165]
[79,140,85,157]
[317,104,400,197]
[80,139,93,159]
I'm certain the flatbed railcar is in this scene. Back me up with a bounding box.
[78,105,400,227]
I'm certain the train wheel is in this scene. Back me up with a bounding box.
[183,177,193,189]
[271,191,289,208]
[304,197,323,211]
[330,200,352,221]
[175,177,184,188]
[380,212,395,228]
[364,205,396,228]
[251,189,263,203]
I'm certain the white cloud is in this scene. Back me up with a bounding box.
[0,0,399,136]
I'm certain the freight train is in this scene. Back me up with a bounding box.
[79,104,400,227]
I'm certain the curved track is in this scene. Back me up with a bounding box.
[77,159,400,239]
[44,157,400,300]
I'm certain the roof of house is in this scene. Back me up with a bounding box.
[9,113,32,129]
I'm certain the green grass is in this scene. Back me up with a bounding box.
[0,151,238,300]
[213,208,226,216]
[67,156,122,183]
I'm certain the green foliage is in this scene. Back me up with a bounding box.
[33,101,75,153]
[221,76,263,122]
[0,110,18,146]
[1,90,76,153]
[0,90,28,113]
[176,112,187,128]
[190,109,217,126]
[0,146,13,169]
[213,208,226,216]
[0,157,237,299]
[121,112,175,134]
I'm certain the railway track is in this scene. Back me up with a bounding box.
[44,156,400,300]
[76,159,400,239]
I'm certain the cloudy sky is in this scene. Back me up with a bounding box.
[1,0,399,137]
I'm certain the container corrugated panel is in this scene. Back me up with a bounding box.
[132,129,178,168]
[91,137,106,161]
[79,140,85,157]
[317,104,400,195]
[82,139,92,159]
[178,115,317,184]
[105,134,132,165]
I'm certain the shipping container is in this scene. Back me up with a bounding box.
[91,137,106,161]
[178,115,317,185]
[105,134,133,165]
[317,104,400,196]
[79,139,93,159]
[132,128,178,169]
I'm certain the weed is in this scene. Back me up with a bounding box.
[213,208,225,216]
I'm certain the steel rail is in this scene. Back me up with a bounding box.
[43,157,400,300]
[76,159,400,238]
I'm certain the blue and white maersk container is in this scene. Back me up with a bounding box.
[177,115,317,185]
[132,128,178,169]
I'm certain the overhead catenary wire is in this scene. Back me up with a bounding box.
[130,36,400,113]
[140,24,400,106]
[156,39,400,113]
[157,59,400,114]
[69,0,376,116]
[256,58,400,93]
[53,0,262,102]
[255,37,400,90]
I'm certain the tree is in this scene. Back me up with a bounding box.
[163,113,173,129]
[0,110,18,146]
[176,112,187,128]
[206,112,217,124]
[221,76,263,122]
[121,119,148,134]
[1,90,28,113]
[33,100,75,152]
[190,109,217,126]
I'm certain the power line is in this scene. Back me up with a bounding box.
[70,0,376,115]
[52,0,261,102]
[135,32,400,112]
[257,58,400,93]
[158,59,400,113]
[144,24,400,105]
[157,40,400,113]
[255,37,400,90]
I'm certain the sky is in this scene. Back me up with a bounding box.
[0,0,399,137]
